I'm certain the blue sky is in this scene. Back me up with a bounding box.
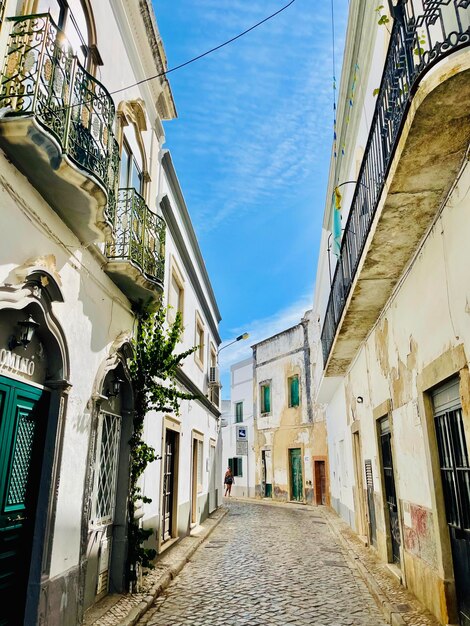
[154,0,348,396]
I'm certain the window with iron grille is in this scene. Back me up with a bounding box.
[93,411,121,525]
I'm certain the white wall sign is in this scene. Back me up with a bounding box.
[236,441,248,456]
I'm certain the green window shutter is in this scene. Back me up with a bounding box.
[235,402,243,422]
[238,457,243,477]
[264,385,271,413]
[228,458,234,474]
[290,376,299,407]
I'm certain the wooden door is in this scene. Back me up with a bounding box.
[289,448,303,502]
[0,377,48,626]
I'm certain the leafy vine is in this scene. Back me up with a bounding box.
[127,306,197,588]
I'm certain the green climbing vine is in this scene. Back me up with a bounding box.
[127,305,198,588]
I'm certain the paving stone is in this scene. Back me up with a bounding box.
[136,501,388,626]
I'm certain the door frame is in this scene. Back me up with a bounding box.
[375,411,403,568]
[351,422,367,536]
[157,416,181,553]
[313,455,330,506]
[287,445,304,503]
[416,345,470,625]
[191,430,204,526]
[0,268,70,625]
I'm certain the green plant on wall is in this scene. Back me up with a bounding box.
[127,305,197,588]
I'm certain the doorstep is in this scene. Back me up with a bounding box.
[83,506,228,626]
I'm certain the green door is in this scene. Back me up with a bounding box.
[0,376,48,626]
[289,448,303,501]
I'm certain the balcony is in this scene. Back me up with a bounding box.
[321,0,470,375]
[105,188,166,307]
[0,14,119,243]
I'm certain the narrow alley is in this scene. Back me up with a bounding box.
[137,501,387,626]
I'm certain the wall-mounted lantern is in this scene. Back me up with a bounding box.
[9,315,40,350]
[106,375,124,398]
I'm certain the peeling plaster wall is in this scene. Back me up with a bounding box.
[338,162,470,623]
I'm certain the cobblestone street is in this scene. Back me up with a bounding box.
[137,500,388,626]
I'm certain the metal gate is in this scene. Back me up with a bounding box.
[162,429,176,541]
[92,411,121,597]
[379,417,400,564]
[364,459,377,547]
[432,380,470,626]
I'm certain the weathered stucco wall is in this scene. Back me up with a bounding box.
[253,312,329,504]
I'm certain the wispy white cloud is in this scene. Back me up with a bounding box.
[218,291,313,395]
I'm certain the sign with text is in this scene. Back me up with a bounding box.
[236,441,248,456]
[236,425,247,441]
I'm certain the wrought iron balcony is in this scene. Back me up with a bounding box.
[321,0,470,372]
[105,188,166,306]
[0,14,119,242]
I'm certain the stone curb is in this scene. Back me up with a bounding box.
[87,507,229,626]
[116,508,229,626]
[322,510,405,626]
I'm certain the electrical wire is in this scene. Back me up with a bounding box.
[110,0,297,96]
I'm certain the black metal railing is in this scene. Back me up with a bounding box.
[106,188,166,285]
[321,0,470,364]
[0,14,118,223]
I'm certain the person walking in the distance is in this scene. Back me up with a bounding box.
[224,466,234,497]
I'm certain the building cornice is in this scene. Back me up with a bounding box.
[161,150,222,323]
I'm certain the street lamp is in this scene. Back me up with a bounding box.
[217,332,249,363]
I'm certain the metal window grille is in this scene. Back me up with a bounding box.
[94,411,121,525]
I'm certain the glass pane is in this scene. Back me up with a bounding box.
[95,412,121,524]
[36,0,64,26]
[130,157,142,193]
[264,385,271,413]
[119,145,130,189]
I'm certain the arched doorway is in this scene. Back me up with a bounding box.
[0,267,69,625]
[81,341,134,614]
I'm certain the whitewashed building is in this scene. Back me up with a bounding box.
[313,1,470,624]
[221,357,255,498]
[0,1,221,624]
[253,311,329,504]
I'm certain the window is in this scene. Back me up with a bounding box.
[168,259,184,324]
[92,411,121,525]
[120,139,143,194]
[235,402,243,423]
[194,313,205,368]
[36,0,96,71]
[228,457,243,477]
[260,382,271,414]
[288,375,300,407]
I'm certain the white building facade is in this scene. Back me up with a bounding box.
[0,1,221,624]
[253,311,329,505]
[221,357,255,498]
[314,1,470,624]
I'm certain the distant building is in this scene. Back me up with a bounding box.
[252,311,329,505]
[313,1,470,623]
[221,358,255,498]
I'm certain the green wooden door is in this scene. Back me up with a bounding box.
[0,376,48,626]
[290,448,303,501]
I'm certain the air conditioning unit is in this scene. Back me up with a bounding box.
[209,366,220,385]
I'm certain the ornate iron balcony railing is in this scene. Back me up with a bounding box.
[106,188,166,285]
[321,0,470,365]
[0,13,118,222]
